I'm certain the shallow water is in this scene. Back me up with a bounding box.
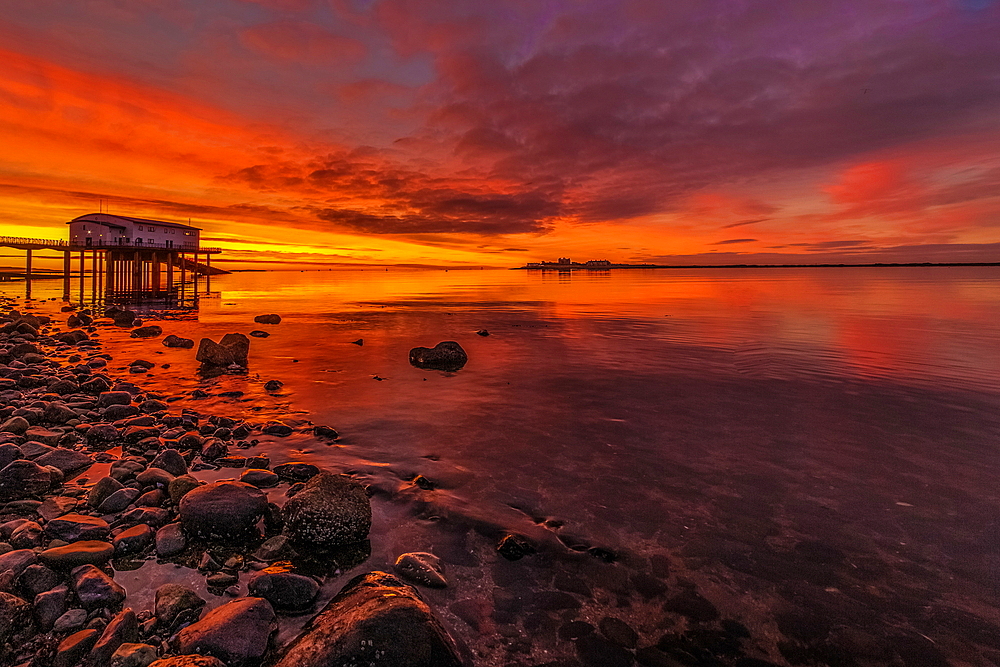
[9,266,1000,666]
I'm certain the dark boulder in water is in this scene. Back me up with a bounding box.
[195,334,250,367]
[163,335,195,349]
[273,572,462,667]
[179,481,268,541]
[130,325,162,339]
[253,314,281,324]
[282,472,371,548]
[173,597,275,665]
[408,341,468,371]
[249,330,270,338]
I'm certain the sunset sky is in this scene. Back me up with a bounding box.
[1,0,999,269]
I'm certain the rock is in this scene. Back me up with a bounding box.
[408,341,468,371]
[247,568,319,611]
[10,521,43,549]
[162,335,195,349]
[99,391,133,408]
[105,404,140,420]
[53,607,89,632]
[282,472,371,548]
[35,448,93,475]
[0,416,30,435]
[0,460,51,500]
[98,487,141,513]
[273,461,318,481]
[206,572,238,587]
[71,564,126,609]
[173,597,275,665]
[497,533,535,561]
[0,444,22,470]
[130,325,163,339]
[313,425,339,440]
[149,449,187,476]
[240,468,278,488]
[54,628,99,667]
[149,655,226,667]
[34,584,69,629]
[43,401,79,424]
[476,329,490,336]
[48,378,80,395]
[113,524,153,554]
[20,563,60,597]
[24,426,63,446]
[136,467,174,487]
[111,642,158,667]
[253,535,288,562]
[253,314,281,324]
[45,513,110,542]
[0,591,32,659]
[155,523,187,558]
[351,338,363,346]
[272,572,462,667]
[262,421,293,436]
[140,399,168,413]
[249,330,269,338]
[179,481,268,540]
[195,334,250,368]
[110,457,146,481]
[394,552,448,588]
[88,476,125,508]
[113,310,139,327]
[40,541,115,569]
[155,583,206,627]
[91,609,139,665]
[168,475,201,504]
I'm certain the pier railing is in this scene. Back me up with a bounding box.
[0,236,220,253]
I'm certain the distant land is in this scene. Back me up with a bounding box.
[517,260,1000,270]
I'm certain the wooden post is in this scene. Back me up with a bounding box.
[91,250,97,303]
[134,251,141,295]
[63,250,71,299]
[152,252,160,296]
[206,252,211,292]
[78,251,85,303]
[193,251,199,294]
[105,253,113,294]
[167,252,174,296]
[25,249,32,299]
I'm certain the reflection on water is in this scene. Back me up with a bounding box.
[10,267,1000,665]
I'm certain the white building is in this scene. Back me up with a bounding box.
[67,213,201,249]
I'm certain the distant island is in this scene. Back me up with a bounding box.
[517,258,1000,270]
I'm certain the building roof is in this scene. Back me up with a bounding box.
[68,213,202,231]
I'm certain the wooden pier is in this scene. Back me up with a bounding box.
[0,236,226,303]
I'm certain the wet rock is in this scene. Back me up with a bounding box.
[48,378,80,395]
[98,487,141,513]
[200,438,228,460]
[394,552,448,588]
[663,589,719,623]
[19,563,60,596]
[262,421,293,437]
[105,404,140,420]
[35,448,93,475]
[155,523,187,558]
[253,314,281,324]
[45,513,110,542]
[91,609,139,665]
[34,584,69,629]
[273,461,318,481]
[136,467,174,487]
[114,524,153,555]
[110,457,146,481]
[136,488,166,507]
[72,564,126,608]
[0,444,22,470]
[43,401,78,424]
[150,449,187,476]
[168,475,202,504]
[195,334,250,368]
[113,310,139,327]
[249,330,269,338]
[247,568,319,611]
[408,341,468,371]
[39,541,115,569]
[149,654,226,666]
[351,338,363,346]
[263,380,282,391]
[282,472,371,548]
[253,535,288,562]
[0,416,30,435]
[240,468,278,488]
[206,572,238,587]
[99,391,133,408]
[497,533,535,561]
[179,481,268,540]
[54,628,100,667]
[111,642,158,667]
[118,506,170,529]
[313,425,339,440]
[155,584,206,626]
[162,335,195,349]
[53,607,89,632]
[10,520,43,548]
[130,325,163,339]
[600,617,639,648]
[24,426,63,446]
[272,571,462,667]
[0,460,53,500]
[140,399,168,413]
[173,597,275,665]
[476,329,489,336]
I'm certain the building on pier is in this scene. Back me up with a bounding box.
[68,213,200,248]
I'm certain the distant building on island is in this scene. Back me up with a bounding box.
[524,258,616,269]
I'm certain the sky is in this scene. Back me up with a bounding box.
[1,0,999,269]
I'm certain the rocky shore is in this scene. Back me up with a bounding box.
[0,296,466,667]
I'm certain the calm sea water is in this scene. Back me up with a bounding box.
[8,266,1000,665]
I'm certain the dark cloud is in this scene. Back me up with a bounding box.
[712,238,758,245]
[722,218,769,229]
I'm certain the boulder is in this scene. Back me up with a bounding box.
[0,416,30,435]
[0,444,22,470]
[249,330,269,338]
[88,475,125,508]
[154,584,206,626]
[71,564,126,609]
[282,472,371,548]
[168,475,202,504]
[35,448,93,475]
[173,597,275,665]
[149,655,226,667]
[179,481,268,540]
[273,461,318,481]
[24,426,63,446]
[39,541,115,569]
[113,310,139,327]
[130,325,163,339]
[0,460,52,501]
[111,642,158,667]
[253,314,281,324]
[34,585,69,630]
[45,514,109,542]
[162,335,195,349]
[394,552,448,588]
[272,572,462,667]
[54,628,99,667]
[113,524,153,554]
[408,341,468,371]
[91,608,139,665]
[149,449,187,476]
[247,568,319,611]
[99,391,133,408]
[240,469,278,488]
[155,523,186,558]
[195,333,250,367]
